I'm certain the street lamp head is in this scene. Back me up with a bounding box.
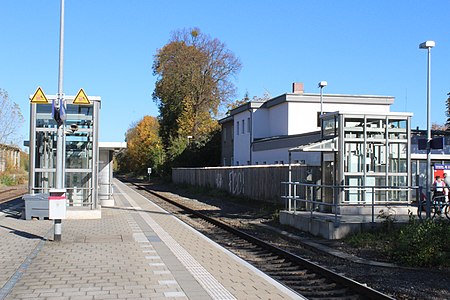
[419,41,435,49]
[318,81,328,88]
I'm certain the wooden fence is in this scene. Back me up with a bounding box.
[172,165,320,204]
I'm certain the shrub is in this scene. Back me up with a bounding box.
[0,174,15,186]
[390,219,450,267]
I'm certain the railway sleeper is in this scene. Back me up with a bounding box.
[242,256,280,263]
[271,272,319,281]
[282,281,338,291]
[230,240,255,246]
[259,263,299,271]
[268,269,312,277]
[307,296,360,300]
[246,250,274,257]
[297,288,353,298]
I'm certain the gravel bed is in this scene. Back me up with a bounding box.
[139,182,450,300]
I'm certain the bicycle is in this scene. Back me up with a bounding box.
[417,195,450,220]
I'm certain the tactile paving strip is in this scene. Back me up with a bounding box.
[115,183,236,300]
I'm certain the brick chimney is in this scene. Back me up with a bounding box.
[292,82,304,94]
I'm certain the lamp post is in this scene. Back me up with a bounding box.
[419,40,435,218]
[318,81,327,115]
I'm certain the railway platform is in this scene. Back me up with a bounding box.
[0,179,303,300]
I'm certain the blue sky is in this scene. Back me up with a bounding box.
[1,0,449,146]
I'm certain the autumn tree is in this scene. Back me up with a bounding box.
[0,89,24,145]
[152,28,241,152]
[120,116,165,175]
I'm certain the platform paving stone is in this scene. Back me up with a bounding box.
[0,179,304,300]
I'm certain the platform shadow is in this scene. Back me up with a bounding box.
[0,224,45,240]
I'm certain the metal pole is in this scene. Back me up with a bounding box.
[54,0,65,242]
[320,87,323,115]
[426,46,432,219]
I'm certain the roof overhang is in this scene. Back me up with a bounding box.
[289,137,338,152]
[99,142,127,151]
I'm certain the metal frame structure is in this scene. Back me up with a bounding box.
[28,95,101,209]
[288,111,413,214]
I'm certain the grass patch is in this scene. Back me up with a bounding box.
[0,172,27,187]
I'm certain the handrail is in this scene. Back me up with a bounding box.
[281,181,422,225]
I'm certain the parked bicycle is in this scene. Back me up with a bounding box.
[417,195,450,220]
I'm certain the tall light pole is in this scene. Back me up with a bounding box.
[54,0,65,241]
[419,40,435,218]
[318,81,327,115]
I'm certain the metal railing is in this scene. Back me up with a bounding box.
[31,186,94,208]
[281,181,422,226]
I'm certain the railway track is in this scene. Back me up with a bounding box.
[125,180,394,300]
[0,187,26,219]
[0,187,26,204]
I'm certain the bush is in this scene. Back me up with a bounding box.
[0,172,27,186]
[390,219,450,267]
[0,174,15,186]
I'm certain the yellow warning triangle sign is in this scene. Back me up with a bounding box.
[73,88,90,105]
[30,87,49,104]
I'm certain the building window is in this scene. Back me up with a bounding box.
[236,122,240,135]
[242,120,245,134]
[247,161,250,165]
[247,117,250,133]
[223,127,227,142]
[274,161,279,164]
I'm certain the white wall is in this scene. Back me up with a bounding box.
[233,110,251,165]
[287,96,392,136]
[288,102,320,135]
[253,108,269,139]
[230,93,394,166]
[268,103,288,136]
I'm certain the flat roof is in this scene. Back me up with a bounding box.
[99,142,127,150]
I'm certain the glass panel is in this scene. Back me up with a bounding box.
[322,116,337,138]
[366,118,385,129]
[36,104,58,128]
[65,172,92,206]
[344,117,363,128]
[366,143,386,172]
[388,143,407,172]
[345,176,363,203]
[65,132,93,169]
[35,131,57,169]
[65,104,94,119]
[344,142,364,172]
[388,175,408,201]
[34,171,56,193]
[388,119,407,129]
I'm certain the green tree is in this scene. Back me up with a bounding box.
[0,89,24,145]
[445,93,450,130]
[152,28,241,150]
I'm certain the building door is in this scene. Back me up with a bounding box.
[322,152,336,212]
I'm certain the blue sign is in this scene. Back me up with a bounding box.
[434,164,450,170]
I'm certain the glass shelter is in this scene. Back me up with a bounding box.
[289,111,413,213]
[28,95,101,209]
